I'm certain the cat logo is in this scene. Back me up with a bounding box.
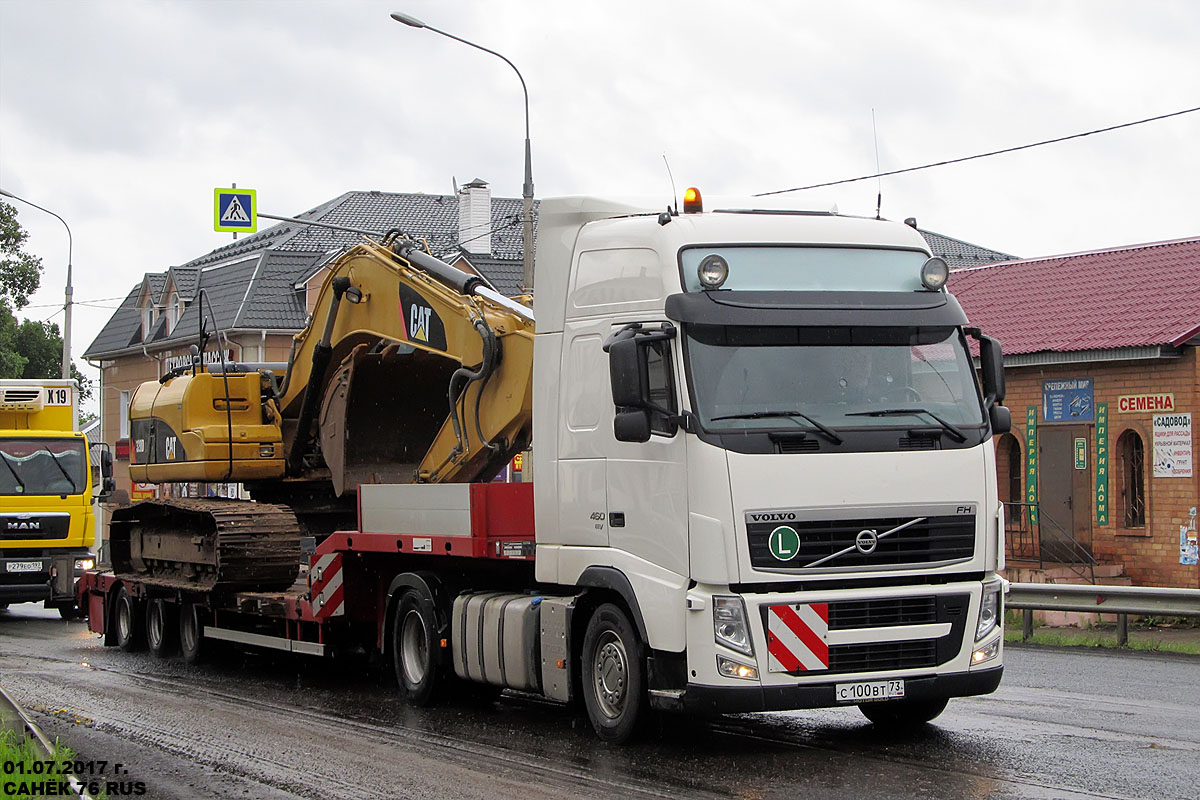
[165,436,177,461]
[410,304,433,343]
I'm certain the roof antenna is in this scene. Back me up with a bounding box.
[663,154,679,215]
[872,110,883,220]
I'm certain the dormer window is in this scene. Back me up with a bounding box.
[166,291,181,330]
[140,300,157,340]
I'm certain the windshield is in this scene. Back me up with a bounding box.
[0,438,86,496]
[684,325,986,433]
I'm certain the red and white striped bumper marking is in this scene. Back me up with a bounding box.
[767,603,829,672]
[309,552,345,619]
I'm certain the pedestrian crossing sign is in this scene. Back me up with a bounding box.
[214,188,257,232]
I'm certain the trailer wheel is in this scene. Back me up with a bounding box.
[393,590,441,706]
[179,602,206,665]
[114,586,144,652]
[581,603,647,743]
[146,599,176,657]
[858,697,949,728]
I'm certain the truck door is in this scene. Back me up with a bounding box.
[604,325,688,577]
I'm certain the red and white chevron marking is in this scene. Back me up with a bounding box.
[309,552,345,619]
[767,603,829,672]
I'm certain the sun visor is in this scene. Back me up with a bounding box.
[664,291,969,328]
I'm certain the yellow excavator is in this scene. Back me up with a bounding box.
[112,236,534,589]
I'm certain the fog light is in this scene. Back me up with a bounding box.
[74,558,95,572]
[717,655,759,681]
[972,637,1000,665]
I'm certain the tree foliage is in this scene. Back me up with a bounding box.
[0,201,92,402]
[1,201,42,308]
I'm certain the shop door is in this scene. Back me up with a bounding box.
[1038,426,1093,561]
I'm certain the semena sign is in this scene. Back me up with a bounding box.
[1118,393,1175,413]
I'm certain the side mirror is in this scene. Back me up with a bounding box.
[989,404,1011,435]
[614,409,652,443]
[978,334,1006,408]
[93,445,116,502]
[608,338,644,408]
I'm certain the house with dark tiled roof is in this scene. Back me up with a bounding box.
[951,236,1200,591]
[83,180,532,506]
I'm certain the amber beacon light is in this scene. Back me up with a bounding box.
[683,187,703,213]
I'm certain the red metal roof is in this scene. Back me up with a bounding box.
[949,236,1200,355]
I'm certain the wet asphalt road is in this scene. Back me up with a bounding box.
[1,602,1197,800]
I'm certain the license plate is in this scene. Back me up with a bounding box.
[835,679,905,703]
[5,561,43,573]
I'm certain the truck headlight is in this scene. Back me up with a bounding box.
[74,557,95,572]
[976,583,1002,641]
[713,596,753,656]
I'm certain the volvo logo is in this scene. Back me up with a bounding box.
[854,529,879,554]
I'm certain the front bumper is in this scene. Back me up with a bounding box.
[668,666,1003,714]
[0,551,90,603]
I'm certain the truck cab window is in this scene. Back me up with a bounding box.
[645,339,678,436]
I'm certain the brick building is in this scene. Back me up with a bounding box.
[952,237,1200,589]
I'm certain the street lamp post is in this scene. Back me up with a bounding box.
[0,188,73,380]
[390,12,536,293]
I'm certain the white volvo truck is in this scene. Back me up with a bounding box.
[83,189,1009,744]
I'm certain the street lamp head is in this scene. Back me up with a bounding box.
[0,188,15,199]
[390,12,426,28]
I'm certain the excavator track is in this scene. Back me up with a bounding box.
[109,499,301,592]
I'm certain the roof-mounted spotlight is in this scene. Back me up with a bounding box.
[698,254,729,290]
[920,256,949,291]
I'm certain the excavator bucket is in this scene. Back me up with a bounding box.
[319,343,459,495]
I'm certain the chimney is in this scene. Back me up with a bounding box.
[458,178,491,255]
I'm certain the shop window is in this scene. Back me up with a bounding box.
[1118,430,1145,528]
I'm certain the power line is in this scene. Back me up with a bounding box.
[755,104,1200,197]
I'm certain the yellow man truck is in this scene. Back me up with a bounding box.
[0,378,112,617]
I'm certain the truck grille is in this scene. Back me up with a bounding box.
[747,513,976,571]
[762,593,969,676]
[1,515,71,540]
[828,596,938,629]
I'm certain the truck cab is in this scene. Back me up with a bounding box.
[0,379,112,615]
[533,193,1008,726]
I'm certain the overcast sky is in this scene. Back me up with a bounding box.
[2,0,1198,403]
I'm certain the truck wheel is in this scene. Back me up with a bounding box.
[392,590,441,706]
[581,603,647,743]
[859,697,949,728]
[179,602,206,665]
[146,599,176,657]
[114,586,144,652]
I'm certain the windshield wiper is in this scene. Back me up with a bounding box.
[711,410,843,444]
[844,408,967,443]
[0,452,27,492]
[41,448,79,493]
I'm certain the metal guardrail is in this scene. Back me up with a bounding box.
[1007,582,1200,645]
[0,684,91,798]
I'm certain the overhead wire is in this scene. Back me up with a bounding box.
[755,104,1200,197]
